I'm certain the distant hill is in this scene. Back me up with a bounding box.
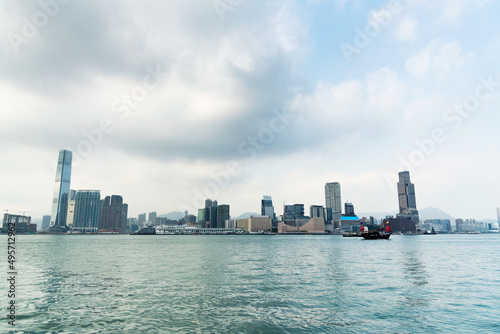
[233,212,260,220]
[358,207,455,222]
[158,212,185,220]
[418,207,455,221]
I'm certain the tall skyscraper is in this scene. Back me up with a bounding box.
[72,190,101,233]
[50,150,72,231]
[99,195,127,232]
[396,171,419,225]
[325,182,341,221]
[216,204,230,229]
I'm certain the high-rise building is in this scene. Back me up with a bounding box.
[216,204,230,229]
[344,203,355,216]
[325,182,341,221]
[283,203,295,223]
[99,195,127,232]
[148,211,157,225]
[66,189,76,227]
[41,215,51,231]
[310,205,325,218]
[261,196,276,230]
[72,190,101,233]
[497,207,500,225]
[293,204,305,219]
[50,150,72,232]
[396,171,419,225]
[138,213,146,226]
[202,199,218,228]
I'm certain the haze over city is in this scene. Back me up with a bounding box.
[1,0,499,220]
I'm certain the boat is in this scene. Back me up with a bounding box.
[361,230,392,239]
[131,226,156,235]
[423,227,436,235]
[343,231,361,237]
[361,221,392,239]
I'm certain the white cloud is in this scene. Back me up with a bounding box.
[394,18,418,42]
[405,40,474,78]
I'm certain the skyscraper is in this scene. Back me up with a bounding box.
[41,215,51,231]
[72,190,101,233]
[325,182,341,221]
[149,211,157,226]
[50,150,72,231]
[99,195,127,232]
[261,195,276,230]
[396,171,419,225]
[216,204,230,229]
[202,199,218,228]
[344,202,355,216]
[497,207,500,225]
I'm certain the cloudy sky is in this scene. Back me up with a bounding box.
[1,0,499,221]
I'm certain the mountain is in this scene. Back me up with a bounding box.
[358,207,455,222]
[158,212,185,220]
[233,212,260,220]
[418,207,455,221]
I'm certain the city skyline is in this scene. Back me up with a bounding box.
[1,1,500,220]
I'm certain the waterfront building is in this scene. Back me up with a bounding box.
[72,190,100,233]
[423,219,451,232]
[138,213,146,226]
[236,215,272,232]
[497,207,500,225]
[261,195,276,231]
[455,218,464,232]
[201,199,218,228]
[66,189,76,227]
[216,204,230,229]
[99,195,127,233]
[325,182,342,221]
[396,171,419,225]
[49,150,72,232]
[149,211,157,225]
[344,203,355,216]
[41,215,51,231]
[310,205,325,218]
[385,217,417,233]
[1,214,37,234]
[278,217,325,233]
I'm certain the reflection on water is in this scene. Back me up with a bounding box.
[0,234,498,333]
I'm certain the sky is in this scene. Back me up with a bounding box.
[1,0,499,220]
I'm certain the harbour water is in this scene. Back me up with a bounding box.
[1,234,499,333]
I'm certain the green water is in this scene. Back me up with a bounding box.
[1,234,499,333]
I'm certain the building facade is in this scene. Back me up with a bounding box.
[99,195,127,232]
[216,204,230,229]
[49,150,72,231]
[325,182,342,221]
[72,190,101,233]
[396,171,419,225]
[310,205,325,218]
